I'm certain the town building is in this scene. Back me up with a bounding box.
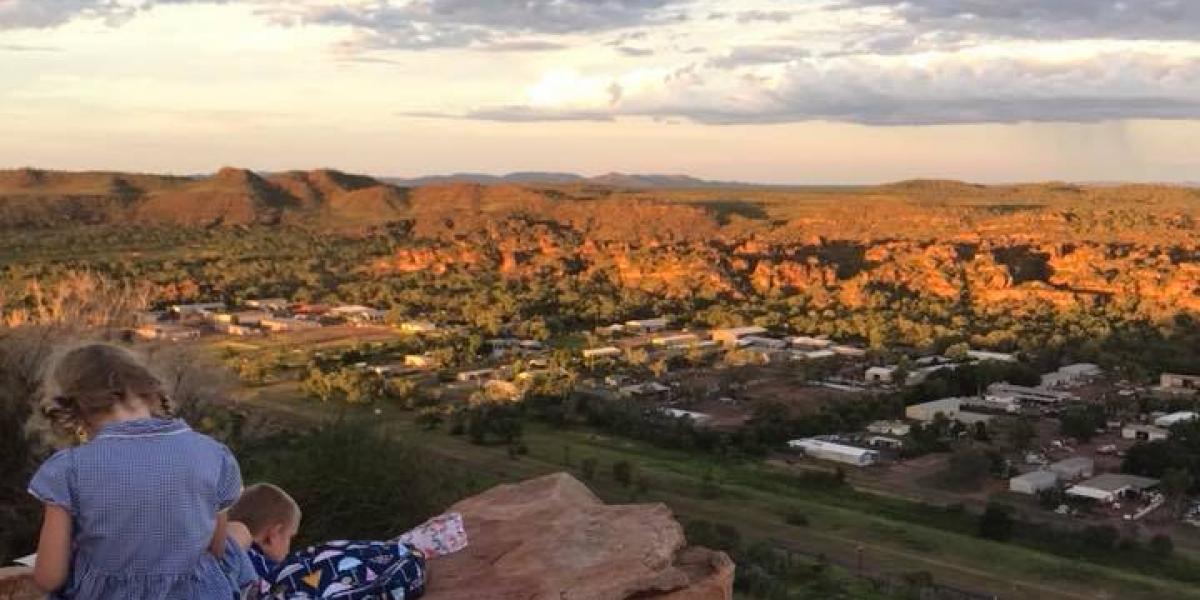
[1158,373,1200,394]
[399,321,438,334]
[652,333,701,348]
[867,420,912,436]
[1154,411,1198,428]
[582,346,623,359]
[1066,474,1159,504]
[831,345,868,358]
[213,311,268,326]
[788,336,833,349]
[134,323,201,342]
[259,317,321,332]
[865,366,897,384]
[798,349,837,361]
[1009,470,1058,495]
[329,305,386,323]
[624,318,669,332]
[213,322,261,337]
[243,298,289,312]
[955,411,995,426]
[739,336,788,350]
[986,383,1077,405]
[1122,424,1169,442]
[456,368,497,383]
[788,438,880,467]
[711,326,768,347]
[404,354,439,369]
[905,397,963,422]
[618,382,671,400]
[1048,457,1094,481]
[1040,363,1103,388]
[169,302,225,316]
[966,350,1018,363]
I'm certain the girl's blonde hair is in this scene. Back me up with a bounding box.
[42,343,172,437]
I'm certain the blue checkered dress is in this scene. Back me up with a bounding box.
[28,418,243,599]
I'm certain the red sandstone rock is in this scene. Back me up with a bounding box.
[424,472,734,600]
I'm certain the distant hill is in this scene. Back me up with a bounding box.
[386,171,763,189]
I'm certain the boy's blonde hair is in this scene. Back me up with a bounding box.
[230,483,302,535]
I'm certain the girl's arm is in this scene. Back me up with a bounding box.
[209,510,229,558]
[32,505,72,593]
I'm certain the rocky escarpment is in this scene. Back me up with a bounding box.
[0,473,733,600]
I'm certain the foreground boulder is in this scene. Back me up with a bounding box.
[424,472,734,600]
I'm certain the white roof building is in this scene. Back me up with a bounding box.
[739,336,788,350]
[582,346,623,359]
[987,382,1077,405]
[788,438,880,467]
[399,320,438,333]
[867,420,911,436]
[789,336,833,349]
[1123,424,1169,442]
[905,397,963,422]
[1159,373,1200,393]
[865,366,897,384]
[711,326,769,346]
[1154,411,1198,428]
[625,318,669,331]
[1010,470,1058,495]
[1041,363,1103,388]
[1066,474,1159,503]
[800,349,837,360]
[652,333,701,347]
[662,408,713,425]
[967,350,1018,363]
[831,345,868,358]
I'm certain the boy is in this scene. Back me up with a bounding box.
[226,483,428,600]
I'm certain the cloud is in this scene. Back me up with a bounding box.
[616,45,654,56]
[0,43,62,52]
[838,0,1200,41]
[0,0,131,30]
[290,0,689,50]
[735,10,791,24]
[706,44,806,68]
[454,51,1200,125]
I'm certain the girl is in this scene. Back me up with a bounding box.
[28,343,243,599]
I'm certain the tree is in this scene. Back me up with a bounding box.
[944,342,970,361]
[580,457,598,481]
[1058,405,1104,442]
[978,503,1014,541]
[1150,534,1175,558]
[1004,418,1037,452]
[1161,468,1194,518]
[613,460,635,488]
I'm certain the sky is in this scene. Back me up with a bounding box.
[2,0,1200,184]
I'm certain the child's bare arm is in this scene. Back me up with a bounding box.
[32,505,71,593]
[227,520,253,551]
[209,511,229,558]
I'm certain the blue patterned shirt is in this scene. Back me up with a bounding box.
[28,418,243,600]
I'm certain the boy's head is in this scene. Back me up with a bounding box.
[230,483,301,562]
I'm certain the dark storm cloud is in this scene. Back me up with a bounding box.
[838,0,1200,41]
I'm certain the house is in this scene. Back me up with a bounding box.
[905,397,963,422]
[134,323,201,342]
[213,322,261,337]
[788,438,879,467]
[1154,411,1198,428]
[788,336,833,349]
[867,420,911,436]
[865,366,897,384]
[404,354,439,369]
[456,368,497,383]
[711,326,768,347]
[260,317,321,332]
[1066,474,1159,504]
[955,411,994,426]
[291,304,331,316]
[739,336,788,350]
[652,334,701,348]
[831,345,868,358]
[986,382,1076,405]
[169,302,225,316]
[1049,457,1094,481]
[213,311,268,326]
[968,393,1021,414]
[1041,363,1102,388]
[1122,424,1169,442]
[1010,470,1058,495]
[866,435,905,449]
[662,408,713,425]
[1158,373,1200,394]
[399,321,438,334]
[799,349,837,361]
[582,346,623,359]
[625,318,669,332]
[243,298,289,312]
[966,350,1018,363]
[618,382,671,399]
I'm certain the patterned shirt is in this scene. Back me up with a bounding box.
[28,418,243,600]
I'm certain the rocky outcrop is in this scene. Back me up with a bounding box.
[424,472,734,600]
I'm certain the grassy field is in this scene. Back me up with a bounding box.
[242,391,1198,600]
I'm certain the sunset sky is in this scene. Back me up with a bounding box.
[2,0,1200,184]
